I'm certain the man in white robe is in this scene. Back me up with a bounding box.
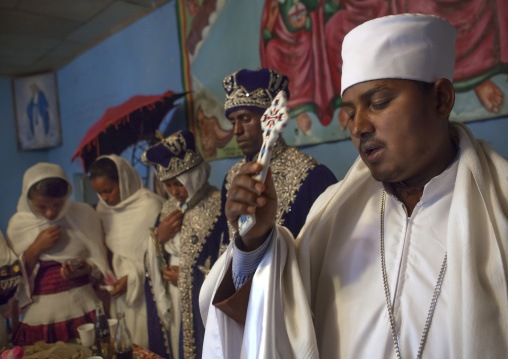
[200,14,508,359]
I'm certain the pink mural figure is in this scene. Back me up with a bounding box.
[261,0,507,132]
[259,0,388,135]
[260,0,335,135]
[391,0,508,114]
[324,0,388,103]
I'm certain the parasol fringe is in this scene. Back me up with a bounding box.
[72,90,186,172]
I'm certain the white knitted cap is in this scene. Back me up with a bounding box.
[341,14,457,96]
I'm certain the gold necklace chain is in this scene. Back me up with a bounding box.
[380,190,448,359]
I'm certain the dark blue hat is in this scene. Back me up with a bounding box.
[223,68,290,117]
[141,130,203,181]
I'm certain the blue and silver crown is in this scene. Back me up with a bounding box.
[223,68,290,117]
[142,130,203,182]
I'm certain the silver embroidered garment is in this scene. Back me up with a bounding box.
[225,137,318,238]
[160,182,222,359]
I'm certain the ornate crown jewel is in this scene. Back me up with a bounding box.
[142,131,203,182]
[224,87,272,112]
[223,68,289,116]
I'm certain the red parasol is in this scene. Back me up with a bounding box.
[71,90,186,172]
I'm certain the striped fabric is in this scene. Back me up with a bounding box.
[33,261,89,295]
[232,229,274,290]
[14,311,95,345]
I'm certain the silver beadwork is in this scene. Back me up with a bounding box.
[160,183,222,358]
[225,138,318,238]
[223,69,289,113]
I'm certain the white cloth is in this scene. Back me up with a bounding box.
[201,123,508,358]
[95,155,163,348]
[177,161,211,200]
[341,14,456,95]
[20,284,98,325]
[201,226,318,359]
[6,162,111,324]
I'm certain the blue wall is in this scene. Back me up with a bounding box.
[51,2,184,183]
[1,1,508,234]
[0,2,183,233]
[0,78,49,233]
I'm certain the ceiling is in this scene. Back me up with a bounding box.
[0,0,171,78]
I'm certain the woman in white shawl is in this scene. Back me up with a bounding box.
[6,162,113,345]
[89,154,163,349]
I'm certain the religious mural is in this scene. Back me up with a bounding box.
[177,0,508,160]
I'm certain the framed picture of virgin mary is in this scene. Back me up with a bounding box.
[12,72,62,151]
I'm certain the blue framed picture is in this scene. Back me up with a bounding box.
[12,72,62,151]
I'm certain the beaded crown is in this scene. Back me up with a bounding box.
[142,130,203,182]
[223,68,290,117]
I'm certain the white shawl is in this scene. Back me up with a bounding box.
[177,161,211,200]
[6,163,112,307]
[201,122,508,358]
[95,155,163,305]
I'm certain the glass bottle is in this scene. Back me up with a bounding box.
[115,312,133,359]
[94,301,112,359]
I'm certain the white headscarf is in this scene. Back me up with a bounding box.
[176,161,211,202]
[6,163,112,306]
[15,162,72,220]
[95,154,144,206]
[162,161,211,256]
[95,155,164,262]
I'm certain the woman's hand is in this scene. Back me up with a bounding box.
[24,226,62,275]
[60,258,92,279]
[162,265,179,287]
[157,210,183,244]
[34,226,61,252]
[109,275,128,299]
